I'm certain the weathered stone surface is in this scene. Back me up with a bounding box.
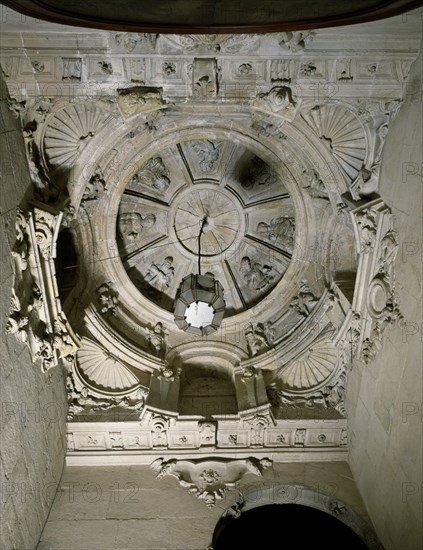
[0,7,421,550]
[0,70,68,550]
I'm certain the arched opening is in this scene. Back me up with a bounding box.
[213,503,370,550]
[55,228,79,304]
[178,364,237,417]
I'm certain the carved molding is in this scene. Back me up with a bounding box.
[7,205,79,371]
[221,484,383,550]
[66,416,348,453]
[350,199,403,364]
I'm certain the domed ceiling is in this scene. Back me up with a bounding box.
[3,22,414,475]
[118,141,295,317]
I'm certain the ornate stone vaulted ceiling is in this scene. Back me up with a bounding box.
[1,13,420,521]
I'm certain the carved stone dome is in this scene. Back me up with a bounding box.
[117,139,296,318]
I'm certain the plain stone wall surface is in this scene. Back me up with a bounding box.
[0,72,68,550]
[347,44,423,550]
[38,461,371,550]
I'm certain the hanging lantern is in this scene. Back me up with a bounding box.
[173,273,225,336]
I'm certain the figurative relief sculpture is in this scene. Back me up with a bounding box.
[190,140,221,172]
[130,157,170,193]
[118,212,156,243]
[240,257,275,291]
[144,256,175,293]
[242,156,278,189]
[257,217,295,247]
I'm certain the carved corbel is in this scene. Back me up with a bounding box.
[150,457,273,508]
[251,85,301,122]
[117,86,165,118]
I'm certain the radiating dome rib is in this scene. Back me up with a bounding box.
[279,338,338,391]
[77,338,138,391]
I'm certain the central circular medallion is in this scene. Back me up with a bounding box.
[173,185,240,257]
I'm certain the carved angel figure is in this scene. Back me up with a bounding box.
[240,256,275,291]
[244,322,273,357]
[257,217,295,247]
[131,157,170,193]
[146,322,168,356]
[290,283,319,318]
[302,169,329,199]
[242,156,277,189]
[144,256,174,292]
[278,31,314,52]
[190,140,221,172]
[355,210,378,252]
[97,283,118,314]
[82,171,105,202]
[118,212,156,243]
[67,386,116,419]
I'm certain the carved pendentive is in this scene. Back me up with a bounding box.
[278,330,338,391]
[301,104,367,186]
[76,338,139,391]
[67,373,147,420]
[268,362,347,417]
[43,104,115,169]
[150,457,273,508]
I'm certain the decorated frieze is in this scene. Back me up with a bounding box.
[66,419,348,456]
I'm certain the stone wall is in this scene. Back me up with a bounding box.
[0,71,68,550]
[347,45,423,550]
[38,461,372,549]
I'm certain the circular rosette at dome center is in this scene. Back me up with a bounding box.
[173,274,225,336]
